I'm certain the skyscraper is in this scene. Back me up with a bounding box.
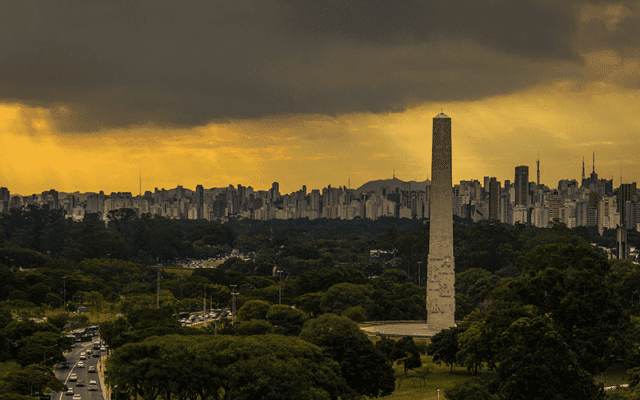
[514,166,529,207]
[489,177,500,220]
[618,183,637,227]
[427,113,455,331]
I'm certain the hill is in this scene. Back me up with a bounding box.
[355,178,430,195]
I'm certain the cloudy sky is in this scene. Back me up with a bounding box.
[1,0,640,195]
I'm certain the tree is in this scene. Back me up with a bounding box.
[265,305,307,336]
[495,316,602,400]
[16,332,70,367]
[237,300,271,321]
[1,364,67,396]
[47,313,69,330]
[299,314,395,398]
[390,336,421,373]
[444,378,498,400]
[320,282,374,316]
[236,320,275,335]
[427,326,461,372]
[187,221,236,247]
[341,306,366,322]
[107,334,355,400]
[374,336,396,361]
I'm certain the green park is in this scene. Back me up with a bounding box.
[2,205,640,399]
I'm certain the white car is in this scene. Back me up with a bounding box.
[77,361,84,368]
[69,373,78,382]
[79,352,86,360]
[73,394,81,400]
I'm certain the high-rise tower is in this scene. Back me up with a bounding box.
[489,177,500,220]
[514,166,529,207]
[427,113,455,331]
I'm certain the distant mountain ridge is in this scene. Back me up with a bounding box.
[355,177,430,195]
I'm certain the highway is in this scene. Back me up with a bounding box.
[52,339,107,400]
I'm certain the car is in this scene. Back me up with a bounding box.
[66,388,74,396]
[93,351,100,357]
[73,394,81,400]
[79,353,86,360]
[77,361,84,368]
[89,380,98,391]
[100,346,106,351]
[59,362,70,369]
[69,373,78,382]
[76,380,84,387]
[86,349,92,355]
[88,366,96,373]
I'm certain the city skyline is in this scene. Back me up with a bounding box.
[1,2,640,195]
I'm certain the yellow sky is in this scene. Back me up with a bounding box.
[1,2,640,196]
[2,78,639,196]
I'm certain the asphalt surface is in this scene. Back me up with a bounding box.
[361,322,443,337]
[52,339,106,400]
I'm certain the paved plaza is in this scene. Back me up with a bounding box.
[361,322,442,338]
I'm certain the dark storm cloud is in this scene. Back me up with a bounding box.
[0,0,637,131]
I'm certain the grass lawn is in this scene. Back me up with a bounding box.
[0,360,21,379]
[367,338,628,400]
[378,350,496,400]
[165,268,193,275]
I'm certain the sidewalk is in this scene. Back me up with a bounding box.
[98,351,109,400]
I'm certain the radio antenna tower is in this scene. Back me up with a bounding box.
[536,152,540,186]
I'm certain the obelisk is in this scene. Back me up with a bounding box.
[427,112,455,330]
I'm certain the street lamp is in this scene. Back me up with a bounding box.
[62,277,67,311]
[276,269,283,305]
[113,385,118,400]
[189,293,197,314]
[437,389,440,400]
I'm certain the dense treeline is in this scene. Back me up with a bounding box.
[3,206,640,398]
[429,242,640,399]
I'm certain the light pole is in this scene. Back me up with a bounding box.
[62,277,67,311]
[113,385,118,400]
[276,269,283,305]
[417,261,422,286]
[189,293,197,315]
[438,389,440,400]
[230,285,238,330]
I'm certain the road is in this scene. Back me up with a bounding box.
[52,339,106,400]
